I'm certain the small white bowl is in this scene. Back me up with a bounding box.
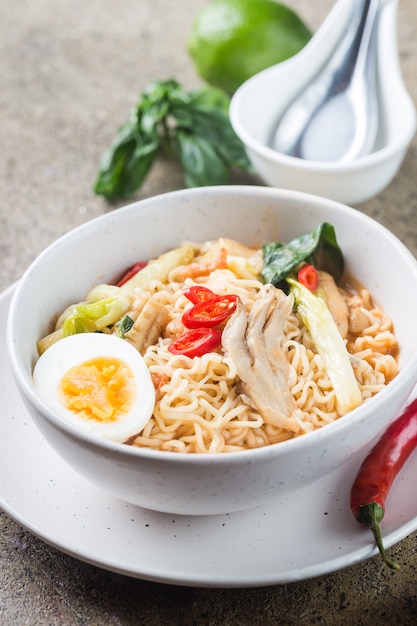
[7,186,417,515]
[230,0,416,205]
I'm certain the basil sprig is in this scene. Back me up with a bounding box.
[261,223,344,286]
[94,79,252,201]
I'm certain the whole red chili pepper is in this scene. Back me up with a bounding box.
[350,397,417,570]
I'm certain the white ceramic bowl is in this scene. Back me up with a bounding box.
[230,0,416,205]
[7,186,417,515]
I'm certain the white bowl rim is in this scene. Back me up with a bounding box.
[7,185,417,466]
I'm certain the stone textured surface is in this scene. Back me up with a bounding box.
[1,0,416,624]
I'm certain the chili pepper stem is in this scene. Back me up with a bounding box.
[357,502,400,570]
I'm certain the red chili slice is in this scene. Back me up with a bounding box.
[182,294,238,329]
[182,285,216,304]
[168,328,222,357]
[297,264,319,291]
[116,261,148,287]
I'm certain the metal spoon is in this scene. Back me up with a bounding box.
[272,0,382,162]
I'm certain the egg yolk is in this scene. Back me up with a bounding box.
[59,357,136,422]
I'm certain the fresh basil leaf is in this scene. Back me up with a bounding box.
[94,124,159,201]
[213,122,252,169]
[120,140,159,198]
[94,79,253,202]
[143,79,185,104]
[169,103,196,130]
[94,123,136,200]
[174,102,251,170]
[140,105,167,134]
[189,86,230,110]
[176,130,229,187]
[262,223,344,285]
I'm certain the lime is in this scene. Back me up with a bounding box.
[188,0,312,94]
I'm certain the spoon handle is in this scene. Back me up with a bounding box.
[329,0,380,91]
[273,0,382,161]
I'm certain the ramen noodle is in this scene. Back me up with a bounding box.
[123,242,397,453]
[38,237,399,453]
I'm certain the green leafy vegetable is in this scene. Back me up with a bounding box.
[38,246,195,352]
[261,223,344,286]
[287,277,362,414]
[62,296,130,336]
[94,79,252,201]
[116,315,135,338]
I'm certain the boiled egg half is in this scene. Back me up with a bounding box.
[33,333,155,442]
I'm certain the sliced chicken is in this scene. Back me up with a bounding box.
[349,307,370,334]
[222,284,299,432]
[317,271,349,339]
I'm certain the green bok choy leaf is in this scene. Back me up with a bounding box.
[287,277,362,414]
[262,222,344,287]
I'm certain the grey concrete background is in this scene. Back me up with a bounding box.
[1,0,416,624]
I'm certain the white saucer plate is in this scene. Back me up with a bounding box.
[1,283,417,588]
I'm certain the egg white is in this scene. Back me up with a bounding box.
[33,333,155,443]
